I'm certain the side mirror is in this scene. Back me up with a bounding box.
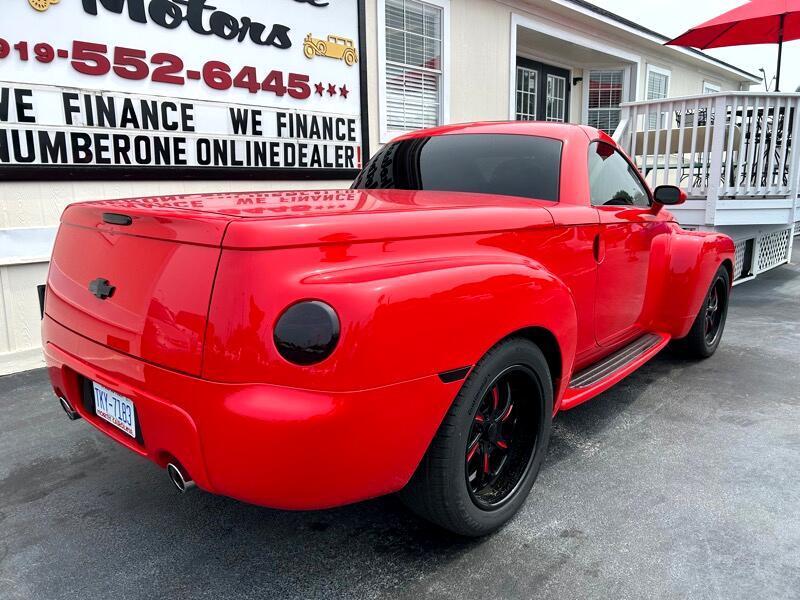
[653,185,687,206]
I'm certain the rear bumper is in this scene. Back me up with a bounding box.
[43,316,458,509]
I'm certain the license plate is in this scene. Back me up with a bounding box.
[92,382,136,438]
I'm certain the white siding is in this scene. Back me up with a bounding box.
[0,262,49,375]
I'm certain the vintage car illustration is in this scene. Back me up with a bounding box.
[28,0,59,11]
[303,33,359,66]
[42,122,733,536]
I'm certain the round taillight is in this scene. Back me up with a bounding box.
[273,301,340,366]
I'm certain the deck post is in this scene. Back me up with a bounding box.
[705,95,728,226]
[788,96,800,263]
[613,106,630,149]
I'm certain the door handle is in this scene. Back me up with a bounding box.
[592,234,604,263]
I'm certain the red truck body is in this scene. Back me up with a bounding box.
[42,122,734,513]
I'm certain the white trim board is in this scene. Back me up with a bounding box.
[646,64,672,79]
[509,12,641,120]
[515,49,575,74]
[0,347,45,377]
[0,227,57,267]
[511,12,642,63]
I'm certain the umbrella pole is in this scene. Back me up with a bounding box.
[776,13,785,92]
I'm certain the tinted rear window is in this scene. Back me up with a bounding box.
[352,134,561,202]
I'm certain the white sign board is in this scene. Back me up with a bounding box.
[0,0,367,178]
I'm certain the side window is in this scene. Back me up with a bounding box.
[588,142,650,207]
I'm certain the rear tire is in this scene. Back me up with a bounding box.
[676,265,730,359]
[399,339,553,537]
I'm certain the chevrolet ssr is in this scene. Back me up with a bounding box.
[42,122,733,536]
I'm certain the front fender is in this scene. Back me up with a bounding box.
[649,227,734,338]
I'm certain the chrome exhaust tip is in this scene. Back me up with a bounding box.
[58,396,81,421]
[167,463,195,493]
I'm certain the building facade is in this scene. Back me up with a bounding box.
[0,0,758,374]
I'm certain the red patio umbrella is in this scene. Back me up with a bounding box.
[666,0,800,91]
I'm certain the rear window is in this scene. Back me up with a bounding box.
[352,134,561,202]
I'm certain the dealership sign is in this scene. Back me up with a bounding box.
[0,0,368,178]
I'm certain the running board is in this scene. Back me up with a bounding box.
[561,332,670,410]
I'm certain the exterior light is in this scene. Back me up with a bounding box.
[273,301,340,365]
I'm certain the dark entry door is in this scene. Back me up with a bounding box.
[515,58,571,123]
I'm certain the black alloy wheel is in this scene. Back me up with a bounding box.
[465,366,541,510]
[703,278,726,346]
[399,338,553,537]
[676,265,731,359]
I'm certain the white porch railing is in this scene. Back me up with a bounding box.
[613,92,800,279]
[613,92,800,228]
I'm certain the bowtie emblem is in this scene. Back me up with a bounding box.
[89,278,116,301]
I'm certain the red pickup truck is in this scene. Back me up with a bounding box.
[42,122,733,536]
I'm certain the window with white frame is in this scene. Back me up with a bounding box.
[383,0,446,136]
[546,74,567,122]
[515,66,538,120]
[703,81,721,94]
[646,65,670,129]
[587,70,624,134]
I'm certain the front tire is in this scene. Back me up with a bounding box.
[399,339,553,537]
[677,265,731,359]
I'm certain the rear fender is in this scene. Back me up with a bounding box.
[201,244,578,501]
[316,254,578,410]
[383,257,578,396]
[204,246,576,395]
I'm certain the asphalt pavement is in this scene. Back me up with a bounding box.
[1,239,799,599]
